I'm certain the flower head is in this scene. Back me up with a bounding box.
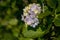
[22,3,41,28]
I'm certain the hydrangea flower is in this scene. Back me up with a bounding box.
[22,3,41,28]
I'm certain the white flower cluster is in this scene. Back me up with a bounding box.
[22,3,41,28]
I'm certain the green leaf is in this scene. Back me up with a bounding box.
[22,27,45,38]
[56,36,60,40]
[56,6,60,13]
[1,20,8,26]
[19,37,33,40]
[56,0,60,12]
[44,6,48,11]
[57,0,60,4]
[38,10,51,19]
[38,38,44,40]
[40,0,44,3]
[0,33,14,40]
[53,36,60,40]
[8,18,18,26]
[12,27,20,37]
[46,0,57,8]
[6,8,11,15]
[51,31,55,36]
[37,0,44,4]
[54,14,60,26]
[54,19,60,26]
[11,1,16,8]
[0,1,7,7]
[31,0,37,3]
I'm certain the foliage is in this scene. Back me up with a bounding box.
[0,0,60,40]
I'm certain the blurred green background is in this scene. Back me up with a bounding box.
[0,0,60,40]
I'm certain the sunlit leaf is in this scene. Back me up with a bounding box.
[8,18,18,26]
[22,27,45,38]
[19,37,33,40]
[54,14,60,26]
